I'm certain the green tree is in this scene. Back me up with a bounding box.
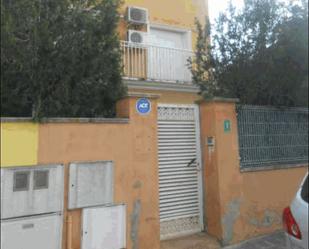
[191,0,308,107]
[1,0,126,118]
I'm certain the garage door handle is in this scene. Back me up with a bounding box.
[187,158,196,167]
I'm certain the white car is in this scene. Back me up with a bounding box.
[283,172,308,249]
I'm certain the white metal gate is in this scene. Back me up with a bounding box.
[158,104,203,240]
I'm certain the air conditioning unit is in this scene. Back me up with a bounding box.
[127,6,148,25]
[127,30,148,44]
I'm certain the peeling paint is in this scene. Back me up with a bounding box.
[145,217,156,222]
[249,209,281,228]
[222,198,242,245]
[131,199,141,249]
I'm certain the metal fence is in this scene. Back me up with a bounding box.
[121,41,193,83]
[237,105,309,170]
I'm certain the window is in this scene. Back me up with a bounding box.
[33,170,49,190]
[13,171,30,191]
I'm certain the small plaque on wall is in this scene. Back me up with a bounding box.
[224,119,231,133]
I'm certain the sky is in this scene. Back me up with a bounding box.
[208,0,244,24]
[208,0,301,23]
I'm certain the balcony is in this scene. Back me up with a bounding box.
[121,41,194,85]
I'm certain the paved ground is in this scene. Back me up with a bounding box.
[224,231,287,249]
[160,231,287,249]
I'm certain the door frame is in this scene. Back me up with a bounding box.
[157,103,204,232]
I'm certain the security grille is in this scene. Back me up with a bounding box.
[158,105,203,240]
[237,105,309,170]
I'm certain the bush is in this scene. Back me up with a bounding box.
[191,0,308,107]
[1,0,127,118]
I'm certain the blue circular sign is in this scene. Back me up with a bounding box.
[136,98,151,115]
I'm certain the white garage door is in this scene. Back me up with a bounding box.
[158,104,204,240]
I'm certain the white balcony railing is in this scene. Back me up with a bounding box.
[121,41,193,84]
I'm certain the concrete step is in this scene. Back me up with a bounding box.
[160,232,221,249]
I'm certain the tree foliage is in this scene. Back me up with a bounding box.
[1,0,126,118]
[191,0,308,107]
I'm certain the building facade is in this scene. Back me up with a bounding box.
[119,0,207,103]
[1,1,308,249]
[118,0,209,241]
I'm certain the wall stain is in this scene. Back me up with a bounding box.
[249,209,281,228]
[145,217,156,222]
[133,180,142,189]
[131,199,141,249]
[222,198,242,246]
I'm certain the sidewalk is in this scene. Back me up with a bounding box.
[160,231,287,249]
[223,231,287,249]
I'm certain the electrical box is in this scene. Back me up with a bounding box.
[0,165,64,219]
[68,161,114,209]
[81,205,126,249]
[1,213,63,249]
[207,137,215,147]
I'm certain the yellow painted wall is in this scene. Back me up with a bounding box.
[0,122,38,167]
[123,0,207,28]
[119,0,209,47]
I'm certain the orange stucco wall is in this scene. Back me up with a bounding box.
[35,95,160,249]
[200,100,308,246]
[2,95,307,248]
[239,169,306,240]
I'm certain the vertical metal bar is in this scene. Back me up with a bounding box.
[124,42,127,77]
[162,47,166,81]
[142,47,149,79]
[126,43,129,77]
[121,42,124,76]
[133,45,136,78]
[138,45,141,78]
[157,46,160,80]
[169,48,172,82]
[129,44,133,78]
